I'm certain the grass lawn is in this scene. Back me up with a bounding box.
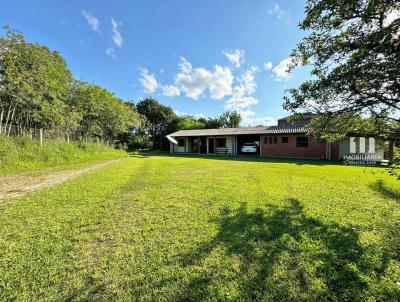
[0,154,399,301]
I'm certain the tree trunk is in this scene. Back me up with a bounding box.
[388,139,394,163]
[7,104,17,136]
[39,128,43,146]
[3,105,12,136]
[0,106,3,135]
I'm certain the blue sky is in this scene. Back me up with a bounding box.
[1,0,311,125]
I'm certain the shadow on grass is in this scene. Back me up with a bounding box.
[370,179,400,201]
[129,154,148,158]
[130,151,346,166]
[176,199,399,301]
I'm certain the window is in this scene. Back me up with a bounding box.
[265,137,278,144]
[296,136,308,147]
[217,138,226,148]
[178,139,185,147]
[282,137,289,144]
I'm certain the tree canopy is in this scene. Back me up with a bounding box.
[0,27,140,143]
[284,0,400,143]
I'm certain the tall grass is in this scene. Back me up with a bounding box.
[0,136,126,175]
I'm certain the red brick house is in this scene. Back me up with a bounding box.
[167,114,384,160]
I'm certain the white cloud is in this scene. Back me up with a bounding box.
[272,57,293,80]
[208,66,234,99]
[195,113,205,119]
[264,61,273,70]
[175,57,233,100]
[224,67,258,111]
[174,110,205,119]
[268,4,289,21]
[240,111,277,126]
[111,18,123,48]
[105,47,116,58]
[224,96,258,110]
[236,68,257,95]
[175,61,212,99]
[82,10,100,32]
[139,69,159,93]
[179,57,193,73]
[162,85,180,97]
[174,110,188,116]
[223,49,245,68]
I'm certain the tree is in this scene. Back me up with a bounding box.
[219,111,242,128]
[72,82,140,143]
[283,1,400,159]
[0,27,73,135]
[175,115,206,130]
[196,111,242,129]
[198,117,224,129]
[136,98,177,150]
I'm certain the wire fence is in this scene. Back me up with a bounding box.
[1,123,78,145]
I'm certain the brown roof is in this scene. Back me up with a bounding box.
[278,112,314,121]
[169,124,309,137]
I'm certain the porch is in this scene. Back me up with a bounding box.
[169,135,261,156]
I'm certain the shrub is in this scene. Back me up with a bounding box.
[0,136,126,174]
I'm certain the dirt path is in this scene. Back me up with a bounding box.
[0,158,125,201]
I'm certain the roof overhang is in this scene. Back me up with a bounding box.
[166,135,178,144]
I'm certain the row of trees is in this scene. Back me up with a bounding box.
[0,27,241,150]
[0,27,140,143]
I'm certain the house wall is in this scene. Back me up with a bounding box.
[260,134,326,159]
[218,136,234,154]
[176,137,188,153]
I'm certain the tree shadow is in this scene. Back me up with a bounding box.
[175,199,399,301]
[129,154,148,158]
[370,179,400,201]
[136,151,345,166]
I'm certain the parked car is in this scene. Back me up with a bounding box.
[241,143,258,154]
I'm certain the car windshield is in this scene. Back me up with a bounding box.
[243,143,256,146]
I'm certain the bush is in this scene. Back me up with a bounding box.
[0,136,126,175]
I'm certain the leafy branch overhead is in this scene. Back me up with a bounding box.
[284,0,400,141]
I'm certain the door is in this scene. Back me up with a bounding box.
[208,138,215,154]
[200,137,207,154]
[191,138,199,153]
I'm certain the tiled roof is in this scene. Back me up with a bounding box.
[169,124,309,137]
[264,124,308,134]
[278,112,314,121]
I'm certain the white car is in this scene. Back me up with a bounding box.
[241,143,258,154]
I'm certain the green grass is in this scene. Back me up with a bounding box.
[0,154,399,301]
[0,136,126,175]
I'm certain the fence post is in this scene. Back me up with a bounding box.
[39,128,43,146]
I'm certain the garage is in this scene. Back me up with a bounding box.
[236,135,260,155]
